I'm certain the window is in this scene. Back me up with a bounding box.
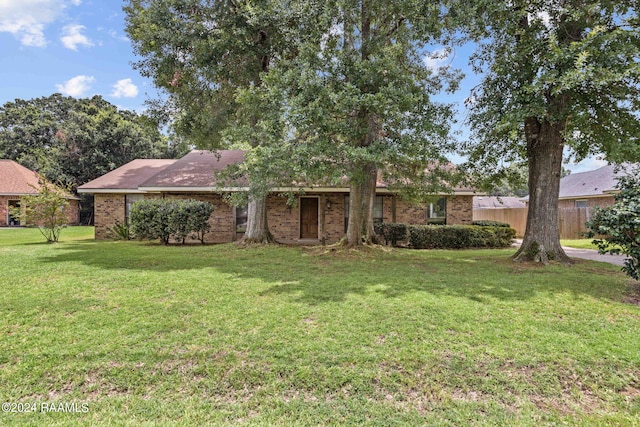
[8,200,20,226]
[575,200,588,208]
[427,197,446,224]
[344,195,383,232]
[235,205,248,233]
[373,196,383,224]
[125,194,144,225]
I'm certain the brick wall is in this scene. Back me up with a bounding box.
[90,191,475,243]
[446,195,474,225]
[396,199,429,225]
[94,194,125,239]
[0,196,13,226]
[0,195,79,227]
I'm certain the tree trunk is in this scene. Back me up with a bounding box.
[513,117,572,264]
[360,162,378,244]
[345,178,364,247]
[241,193,276,244]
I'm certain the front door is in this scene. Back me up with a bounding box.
[300,198,319,239]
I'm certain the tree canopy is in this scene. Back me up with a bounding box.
[257,0,460,245]
[125,0,314,243]
[456,0,640,262]
[0,94,179,189]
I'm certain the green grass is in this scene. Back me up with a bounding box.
[561,239,600,250]
[1,227,639,426]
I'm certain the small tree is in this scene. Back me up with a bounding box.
[12,173,70,243]
[586,169,640,281]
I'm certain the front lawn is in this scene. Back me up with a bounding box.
[561,239,600,250]
[1,227,638,426]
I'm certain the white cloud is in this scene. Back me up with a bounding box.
[0,0,80,47]
[110,78,139,98]
[55,75,95,97]
[423,48,451,71]
[60,24,92,50]
[108,29,129,42]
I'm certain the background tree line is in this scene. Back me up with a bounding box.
[0,94,188,223]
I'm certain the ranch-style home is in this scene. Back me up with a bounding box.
[77,150,476,243]
[0,159,80,227]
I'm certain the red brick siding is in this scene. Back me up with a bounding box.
[266,194,299,241]
[446,195,474,225]
[396,199,429,225]
[91,191,475,243]
[94,194,126,239]
[0,195,79,227]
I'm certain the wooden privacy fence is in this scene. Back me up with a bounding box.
[473,207,594,239]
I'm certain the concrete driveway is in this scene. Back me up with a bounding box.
[560,246,627,266]
[514,240,627,266]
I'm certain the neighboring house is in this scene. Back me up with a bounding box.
[556,164,635,209]
[0,160,80,227]
[473,196,527,210]
[78,150,477,243]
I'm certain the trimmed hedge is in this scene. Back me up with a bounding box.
[408,225,516,249]
[130,199,214,245]
[374,223,408,247]
[472,220,512,228]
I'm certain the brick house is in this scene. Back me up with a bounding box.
[0,160,80,227]
[556,164,635,209]
[77,150,476,243]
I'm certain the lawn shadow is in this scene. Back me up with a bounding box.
[38,240,631,306]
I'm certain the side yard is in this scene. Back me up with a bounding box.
[1,227,638,426]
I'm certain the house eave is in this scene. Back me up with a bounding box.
[558,193,615,200]
[77,188,148,194]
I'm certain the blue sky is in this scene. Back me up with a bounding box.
[0,0,606,173]
[0,0,157,112]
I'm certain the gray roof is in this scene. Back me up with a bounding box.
[473,196,527,209]
[78,159,178,191]
[139,150,247,188]
[78,149,478,195]
[558,164,636,199]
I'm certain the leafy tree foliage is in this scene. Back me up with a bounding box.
[0,94,176,187]
[455,1,640,263]
[264,0,459,246]
[124,0,310,243]
[0,94,184,222]
[11,173,71,243]
[586,169,640,281]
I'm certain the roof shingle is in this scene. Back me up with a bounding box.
[0,160,40,195]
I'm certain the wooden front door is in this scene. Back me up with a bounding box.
[300,198,319,239]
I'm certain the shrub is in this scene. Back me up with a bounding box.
[129,198,213,245]
[409,225,515,249]
[169,199,214,244]
[374,223,408,246]
[586,171,640,281]
[472,220,511,228]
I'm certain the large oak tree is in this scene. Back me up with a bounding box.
[265,0,459,246]
[124,0,313,243]
[457,0,640,263]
